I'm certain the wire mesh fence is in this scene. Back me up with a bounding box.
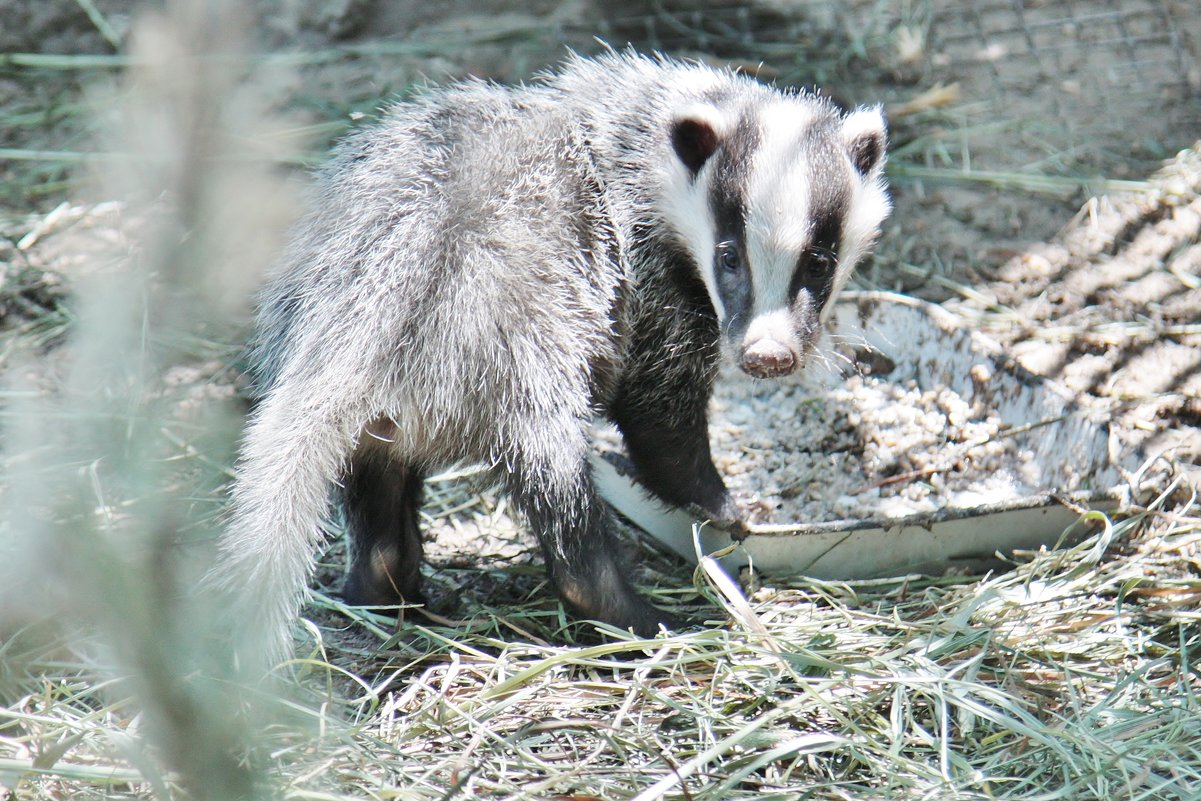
[592,0,1199,178]
[926,0,1199,172]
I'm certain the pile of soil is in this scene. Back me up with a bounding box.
[952,143,1201,488]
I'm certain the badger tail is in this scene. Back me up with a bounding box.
[205,389,358,677]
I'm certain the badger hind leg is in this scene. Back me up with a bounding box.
[503,416,681,637]
[339,445,426,609]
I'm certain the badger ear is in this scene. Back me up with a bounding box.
[671,105,725,176]
[842,107,887,176]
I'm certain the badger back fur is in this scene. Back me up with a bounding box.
[212,51,890,669]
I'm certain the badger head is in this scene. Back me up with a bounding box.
[663,95,890,378]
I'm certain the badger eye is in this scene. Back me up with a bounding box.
[718,243,741,272]
[810,247,837,272]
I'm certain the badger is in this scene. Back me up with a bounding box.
[210,51,890,668]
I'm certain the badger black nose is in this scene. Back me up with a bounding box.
[739,339,797,378]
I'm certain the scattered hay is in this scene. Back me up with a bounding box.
[4,485,1198,799]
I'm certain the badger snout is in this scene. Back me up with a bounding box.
[736,309,805,378]
[739,338,798,378]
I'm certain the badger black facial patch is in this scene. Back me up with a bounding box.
[707,112,760,338]
[714,238,752,339]
[788,206,844,314]
[790,139,850,314]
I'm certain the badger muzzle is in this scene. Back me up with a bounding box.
[736,309,805,379]
[739,337,797,377]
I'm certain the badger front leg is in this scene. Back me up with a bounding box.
[503,415,680,636]
[610,369,743,529]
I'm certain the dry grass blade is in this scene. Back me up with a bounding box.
[887,164,1152,199]
[71,0,122,51]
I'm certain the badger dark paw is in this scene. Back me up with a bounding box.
[341,570,425,610]
[686,496,751,539]
[588,600,690,640]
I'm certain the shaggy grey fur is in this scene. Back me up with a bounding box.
[210,52,890,669]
